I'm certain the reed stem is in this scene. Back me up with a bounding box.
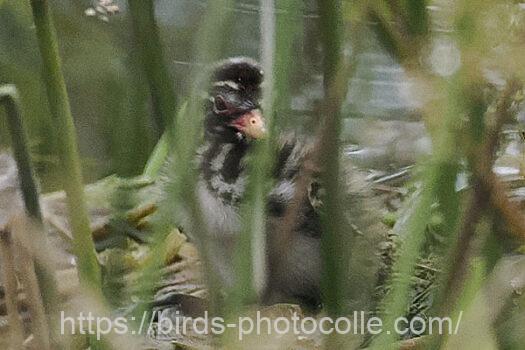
[135,0,235,320]
[28,7,105,349]
[316,0,347,318]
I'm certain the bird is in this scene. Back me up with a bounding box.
[166,57,386,311]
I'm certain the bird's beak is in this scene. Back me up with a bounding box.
[229,109,267,139]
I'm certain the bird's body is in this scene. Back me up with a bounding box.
[192,137,248,287]
[194,130,324,307]
[167,57,385,310]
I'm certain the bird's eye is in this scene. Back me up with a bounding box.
[213,95,229,115]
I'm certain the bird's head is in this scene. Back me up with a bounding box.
[204,57,266,142]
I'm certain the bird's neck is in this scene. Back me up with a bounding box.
[198,137,250,205]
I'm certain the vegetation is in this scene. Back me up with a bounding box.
[0,0,525,349]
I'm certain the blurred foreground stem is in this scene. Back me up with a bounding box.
[29,0,103,306]
[137,0,235,320]
[316,0,347,318]
[227,0,303,313]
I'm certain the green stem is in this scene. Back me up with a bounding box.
[272,0,301,130]
[227,144,268,310]
[136,0,235,320]
[128,0,177,136]
[316,0,347,319]
[29,0,102,299]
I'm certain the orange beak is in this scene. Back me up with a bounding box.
[229,109,267,139]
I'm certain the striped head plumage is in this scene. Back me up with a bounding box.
[204,57,266,142]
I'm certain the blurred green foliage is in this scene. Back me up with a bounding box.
[1,0,155,189]
[2,1,525,349]
[0,0,417,191]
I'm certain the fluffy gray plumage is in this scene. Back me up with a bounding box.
[164,57,386,310]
